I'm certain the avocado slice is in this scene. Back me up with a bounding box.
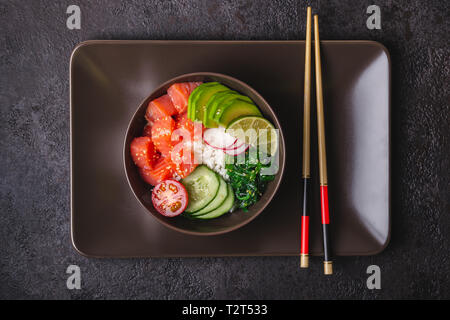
[187,82,217,120]
[217,100,262,127]
[193,83,229,122]
[203,91,239,128]
[212,94,252,122]
[187,86,202,120]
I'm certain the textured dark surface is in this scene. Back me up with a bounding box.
[0,0,449,299]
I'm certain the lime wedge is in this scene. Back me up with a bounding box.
[226,116,278,156]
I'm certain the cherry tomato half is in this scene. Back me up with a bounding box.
[151,179,188,217]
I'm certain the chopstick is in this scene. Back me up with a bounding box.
[314,14,333,275]
[300,6,312,269]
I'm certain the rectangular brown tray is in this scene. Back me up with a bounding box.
[70,40,390,257]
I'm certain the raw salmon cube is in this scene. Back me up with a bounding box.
[151,116,175,156]
[142,124,152,137]
[146,94,177,122]
[174,112,204,143]
[130,136,157,169]
[170,146,198,179]
[139,157,174,186]
[167,82,202,114]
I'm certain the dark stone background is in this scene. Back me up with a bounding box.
[0,0,448,299]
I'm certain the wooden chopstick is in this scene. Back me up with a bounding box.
[300,6,312,269]
[314,14,333,275]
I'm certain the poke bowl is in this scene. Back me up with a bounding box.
[124,72,285,236]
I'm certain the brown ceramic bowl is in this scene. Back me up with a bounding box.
[124,72,285,236]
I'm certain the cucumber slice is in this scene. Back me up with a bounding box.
[181,165,220,213]
[190,175,228,216]
[195,184,235,219]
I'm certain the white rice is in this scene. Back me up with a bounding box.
[194,140,229,180]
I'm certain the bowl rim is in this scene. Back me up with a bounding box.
[123,72,286,236]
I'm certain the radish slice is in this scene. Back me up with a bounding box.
[203,128,237,150]
[224,143,249,156]
[223,140,245,151]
